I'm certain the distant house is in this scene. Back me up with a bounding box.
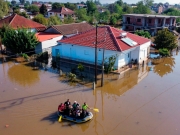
[35,32,63,54]
[122,14,180,36]
[44,22,94,38]
[0,14,46,32]
[77,4,86,9]
[47,7,75,20]
[52,26,151,70]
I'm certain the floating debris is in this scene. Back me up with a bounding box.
[5,125,9,128]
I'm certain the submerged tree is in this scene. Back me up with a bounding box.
[2,28,39,54]
[154,29,177,51]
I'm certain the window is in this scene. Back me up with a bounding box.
[50,13,52,15]
[149,19,151,23]
[137,19,141,22]
[59,14,61,16]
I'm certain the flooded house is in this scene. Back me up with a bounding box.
[51,25,151,70]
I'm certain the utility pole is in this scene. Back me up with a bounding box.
[101,47,105,87]
[95,24,98,84]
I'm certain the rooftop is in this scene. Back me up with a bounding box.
[0,14,46,31]
[58,26,150,51]
[35,32,62,42]
[123,14,180,18]
[45,22,94,35]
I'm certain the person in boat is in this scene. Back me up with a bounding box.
[64,99,71,116]
[82,102,90,118]
[58,103,65,114]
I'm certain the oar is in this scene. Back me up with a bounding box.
[91,108,99,112]
[58,115,62,122]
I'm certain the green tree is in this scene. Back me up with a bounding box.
[116,0,124,6]
[19,0,25,4]
[64,16,74,24]
[19,12,29,18]
[11,0,16,6]
[75,8,89,22]
[99,10,110,24]
[86,0,97,15]
[27,4,39,14]
[123,5,133,13]
[48,15,62,25]
[52,2,64,9]
[110,15,117,25]
[40,4,47,16]
[154,29,177,51]
[2,28,39,54]
[33,14,48,25]
[135,30,151,38]
[133,1,151,14]
[64,2,77,10]
[0,0,9,19]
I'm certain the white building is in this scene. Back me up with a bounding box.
[47,7,75,20]
[51,26,151,70]
[35,32,63,54]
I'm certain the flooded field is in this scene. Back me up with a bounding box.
[1,52,180,135]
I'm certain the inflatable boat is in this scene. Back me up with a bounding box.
[57,111,93,123]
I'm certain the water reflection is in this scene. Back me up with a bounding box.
[7,62,40,87]
[99,64,149,97]
[153,57,175,77]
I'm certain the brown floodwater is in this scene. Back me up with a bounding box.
[1,52,180,135]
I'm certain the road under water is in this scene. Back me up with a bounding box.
[1,52,180,135]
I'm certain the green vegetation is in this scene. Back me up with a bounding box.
[104,55,117,74]
[135,30,151,39]
[154,29,177,55]
[39,4,47,16]
[33,14,48,25]
[2,28,39,54]
[0,0,9,19]
[159,48,170,56]
[68,72,76,82]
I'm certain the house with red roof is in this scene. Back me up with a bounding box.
[35,32,63,54]
[47,7,75,20]
[51,26,151,69]
[0,14,46,32]
[44,22,94,38]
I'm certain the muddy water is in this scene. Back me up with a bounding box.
[1,53,180,135]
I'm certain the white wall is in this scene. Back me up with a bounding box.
[52,43,122,68]
[48,12,64,19]
[35,36,63,54]
[52,41,151,69]
[138,41,151,64]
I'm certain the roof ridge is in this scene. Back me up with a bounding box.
[60,27,95,42]
[109,26,122,51]
[9,14,17,25]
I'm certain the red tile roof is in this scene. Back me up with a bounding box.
[48,7,74,14]
[0,14,46,31]
[58,26,150,51]
[35,32,62,42]
[45,22,94,35]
